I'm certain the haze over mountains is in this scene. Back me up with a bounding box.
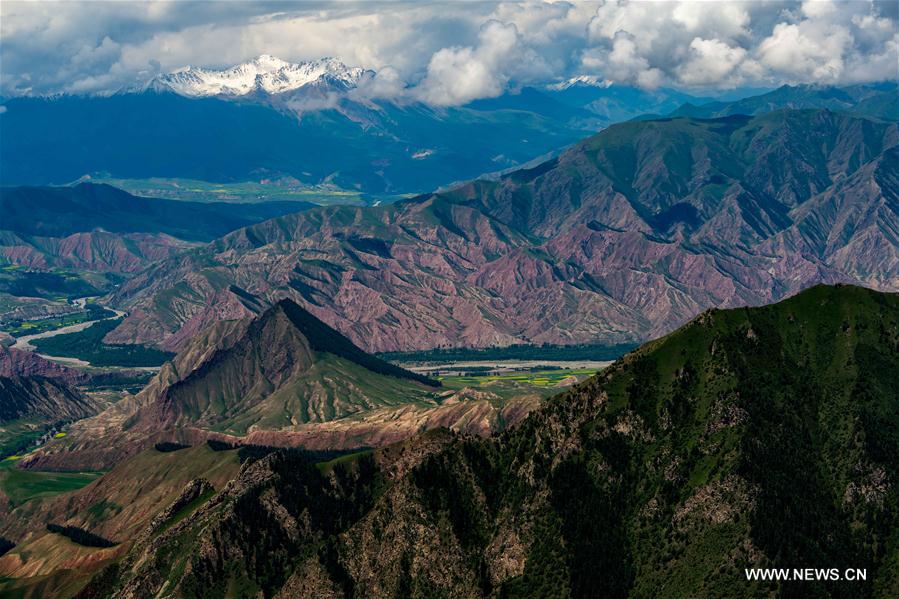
[668,81,899,121]
[0,183,315,242]
[3,54,895,197]
[0,55,722,194]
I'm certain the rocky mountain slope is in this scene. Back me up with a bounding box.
[0,346,99,457]
[20,300,545,471]
[0,374,97,458]
[0,376,94,427]
[0,444,245,596]
[103,108,898,353]
[59,284,899,597]
[0,345,88,386]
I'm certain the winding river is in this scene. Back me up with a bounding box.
[12,308,127,367]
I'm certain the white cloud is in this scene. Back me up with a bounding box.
[583,32,664,89]
[353,66,406,100]
[0,1,895,101]
[678,37,748,87]
[414,20,522,106]
[801,0,838,19]
[757,22,852,82]
[579,0,896,91]
[672,2,750,40]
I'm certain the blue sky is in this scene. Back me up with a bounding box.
[2,1,896,102]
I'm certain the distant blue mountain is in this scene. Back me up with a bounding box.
[0,82,710,193]
[667,82,898,121]
[0,182,314,241]
[0,90,590,192]
[3,80,890,194]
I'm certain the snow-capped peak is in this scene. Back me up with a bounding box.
[151,55,367,97]
[546,75,614,91]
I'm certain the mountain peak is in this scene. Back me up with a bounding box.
[150,55,368,97]
[251,54,290,68]
[546,75,613,91]
[268,298,438,387]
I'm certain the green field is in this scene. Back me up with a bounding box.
[0,458,102,506]
[1,304,115,337]
[378,342,638,363]
[315,449,374,474]
[93,176,377,206]
[0,423,46,460]
[440,367,600,388]
[0,267,110,301]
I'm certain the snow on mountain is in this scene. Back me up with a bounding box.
[546,75,613,91]
[150,55,368,97]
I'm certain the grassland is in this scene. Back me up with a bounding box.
[378,342,638,363]
[439,367,599,391]
[0,294,78,330]
[0,458,102,507]
[315,449,374,474]
[0,423,46,460]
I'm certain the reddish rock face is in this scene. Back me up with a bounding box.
[0,231,194,274]
[0,375,96,425]
[105,110,898,353]
[0,346,87,386]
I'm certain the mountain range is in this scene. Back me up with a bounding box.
[2,54,894,197]
[668,81,898,121]
[0,183,315,275]
[148,55,368,97]
[0,345,88,386]
[0,55,722,194]
[23,299,542,471]
[96,107,898,354]
[6,284,894,597]
[0,377,93,439]
[0,36,897,599]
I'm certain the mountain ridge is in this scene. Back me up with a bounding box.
[102,108,898,353]
[58,284,899,597]
[668,82,898,122]
[148,55,368,97]
[0,183,317,275]
[0,183,315,242]
[20,299,443,470]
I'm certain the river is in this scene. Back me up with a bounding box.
[12,308,127,367]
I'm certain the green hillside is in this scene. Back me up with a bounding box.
[0,183,315,242]
[69,284,898,597]
[132,299,439,435]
